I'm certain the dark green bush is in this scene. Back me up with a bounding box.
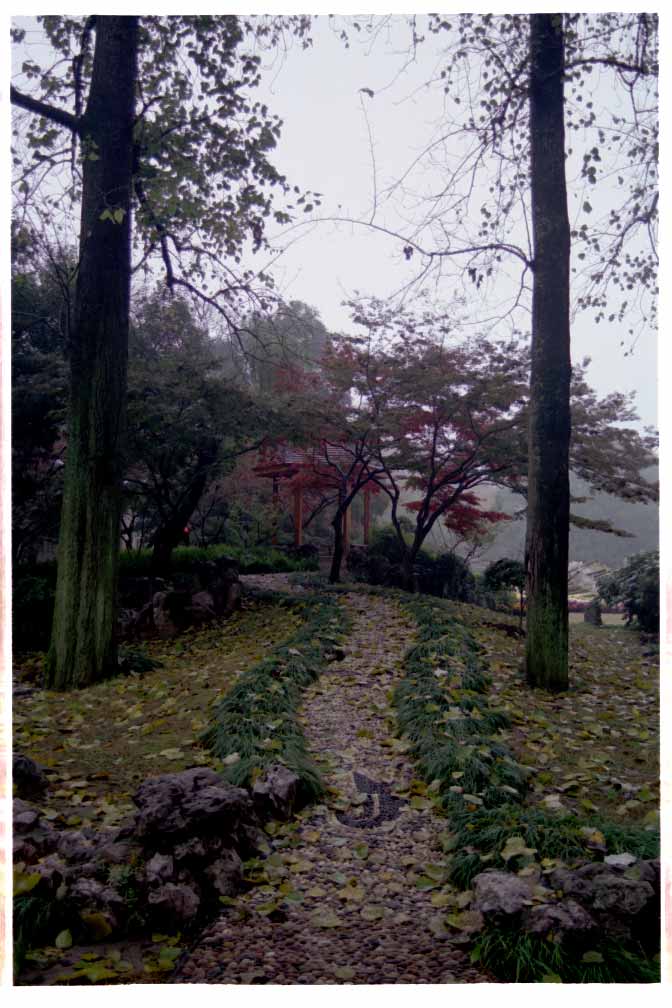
[421,551,477,602]
[598,550,659,633]
[350,528,476,601]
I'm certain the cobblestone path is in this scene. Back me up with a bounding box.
[174,591,493,984]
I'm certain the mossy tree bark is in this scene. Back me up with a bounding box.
[525,13,571,691]
[46,17,139,688]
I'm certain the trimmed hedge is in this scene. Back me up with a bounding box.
[118,543,319,577]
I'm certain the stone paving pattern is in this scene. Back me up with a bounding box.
[174,588,493,984]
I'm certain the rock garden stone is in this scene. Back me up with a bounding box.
[173,837,207,863]
[180,784,254,835]
[252,763,300,821]
[32,854,68,894]
[639,858,660,892]
[56,830,97,863]
[590,873,654,915]
[148,882,201,925]
[203,850,243,897]
[132,766,253,841]
[522,899,597,943]
[92,839,137,866]
[13,753,48,799]
[13,798,42,833]
[189,590,217,623]
[604,852,638,869]
[471,870,535,917]
[151,590,187,637]
[145,853,175,885]
[119,560,241,639]
[68,877,124,912]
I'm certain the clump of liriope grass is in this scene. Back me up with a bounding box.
[14,893,66,977]
[471,926,660,984]
[202,593,349,805]
[444,796,660,888]
[394,596,530,811]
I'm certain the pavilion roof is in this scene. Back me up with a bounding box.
[253,442,357,478]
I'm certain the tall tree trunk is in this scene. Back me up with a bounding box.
[151,444,218,576]
[46,17,139,689]
[329,505,345,584]
[400,549,415,593]
[329,517,345,583]
[525,13,571,691]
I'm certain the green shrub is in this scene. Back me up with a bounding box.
[598,550,659,633]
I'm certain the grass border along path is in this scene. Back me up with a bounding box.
[392,592,659,983]
[394,595,530,832]
[202,590,349,805]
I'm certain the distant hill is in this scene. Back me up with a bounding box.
[466,469,658,571]
[378,468,658,573]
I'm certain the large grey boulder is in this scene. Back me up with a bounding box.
[195,559,241,617]
[69,877,125,912]
[13,801,58,861]
[133,767,255,843]
[549,863,608,900]
[590,874,655,915]
[173,837,207,863]
[57,830,97,863]
[32,854,69,894]
[93,839,137,867]
[550,862,655,916]
[189,591,217,624]
[151,590,184,637]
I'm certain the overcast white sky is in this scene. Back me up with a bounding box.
[245,13,659,430]
[7,7,660,433]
